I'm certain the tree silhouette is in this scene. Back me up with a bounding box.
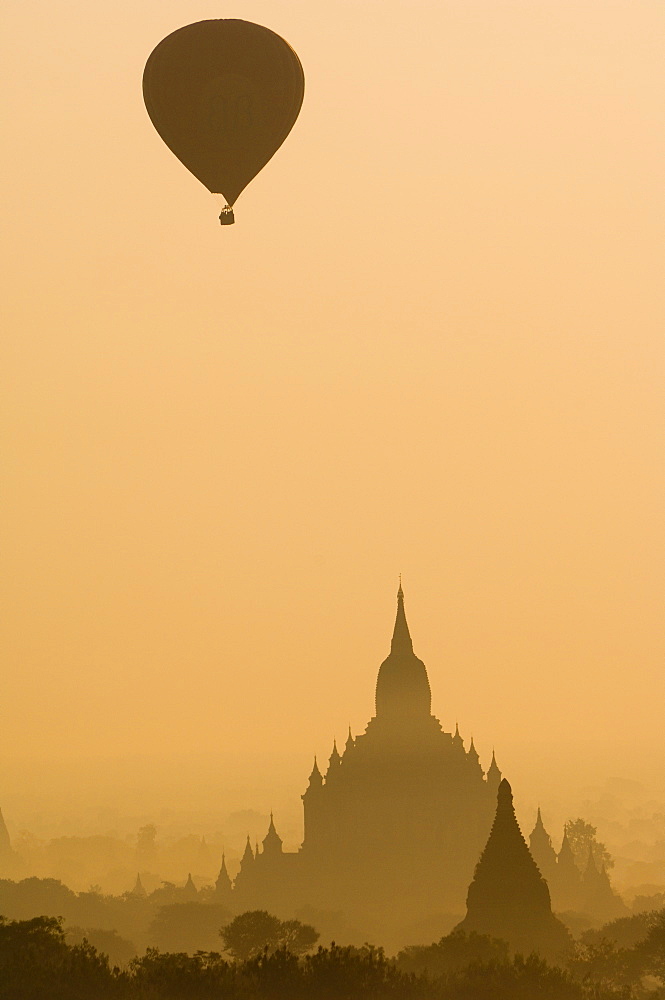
[221,910,281,959]
[564,819,613,871]
[0,915,118,998]
[1,911,654,998]
[65,924,137,968]
[220,910,319,960]
[274,918,319,956]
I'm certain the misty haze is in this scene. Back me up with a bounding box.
[2,0,663,997]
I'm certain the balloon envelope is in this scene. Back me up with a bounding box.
[143,19,305,207]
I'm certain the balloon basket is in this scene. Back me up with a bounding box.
[219,205,235,226]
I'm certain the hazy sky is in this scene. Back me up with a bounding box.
[2,1,664,833]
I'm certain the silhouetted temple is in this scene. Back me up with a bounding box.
[230,585,501,937]
[131,873,147,898]
[528,808,558,884]
[527,812,627,922]
[457,779,571,960]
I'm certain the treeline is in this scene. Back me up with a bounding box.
[3,913,665,1000]
[0,878,232,960]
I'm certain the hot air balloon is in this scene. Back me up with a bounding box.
[143,19,305,225]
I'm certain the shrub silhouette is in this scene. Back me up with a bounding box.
[397,928,510,976]
[0,915,119,999]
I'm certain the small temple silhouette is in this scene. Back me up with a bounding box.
[527,811,627,921]
[131,873,147,898]
[456,779,571,960]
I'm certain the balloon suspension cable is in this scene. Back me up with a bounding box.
[219,204,235,226]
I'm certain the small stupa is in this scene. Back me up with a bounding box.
[131,872,147,898]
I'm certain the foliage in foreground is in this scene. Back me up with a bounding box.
[3,912,665,1000]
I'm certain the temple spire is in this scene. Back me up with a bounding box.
[467,736,482,771]
[391,581,413,653]
[240,834,255,871]
[304,756,323,795]
[528,806,557,881]
[486,749,502,792]
[326,739,342,780]
[263,812,283,855]
[215,852,233,895]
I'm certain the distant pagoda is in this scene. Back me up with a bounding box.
[131,872,147,898]
[215,852,233,901]
[528,808,558,883]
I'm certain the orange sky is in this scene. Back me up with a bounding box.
[1,0,664,834]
